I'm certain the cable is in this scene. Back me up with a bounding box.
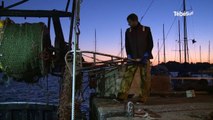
[140,0,155,22]
[153,2,183,64]
[118,0,155,57]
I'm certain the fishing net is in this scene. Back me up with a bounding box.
[58,52,83,120]
[0,19,51,82]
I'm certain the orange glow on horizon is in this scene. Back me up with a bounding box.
[82,49,212,66]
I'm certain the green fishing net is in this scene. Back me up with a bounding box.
[0,20,51,82]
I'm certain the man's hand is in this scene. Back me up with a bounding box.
[141,52,149,65]
[127,54,132,59]
[127,54,133,64]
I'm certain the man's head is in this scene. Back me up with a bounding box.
[127,13,139,27]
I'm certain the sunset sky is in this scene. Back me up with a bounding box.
[2,0,213,65]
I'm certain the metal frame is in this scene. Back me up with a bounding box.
[0,1,76,120]
[0,0,75,73]
[0,9,72,17]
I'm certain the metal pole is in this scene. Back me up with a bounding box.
[163,24,166,63]
[94,29,97,65]
[4,0,28,9]
[1,1,4,8]
[71,0,80,120]
[178,20,181,63]
[200,45,202,63]
[65,0,71,12]
[0,9,72,17]
[47,17,51,31]
[95,29,97,53]
[183,0,188,63]
[209,40,210,63]
[121,29,123,58]
[68,0,76,49]
[71,22,77,120]
[158,39,160,64]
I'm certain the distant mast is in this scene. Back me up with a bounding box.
[94,29,97,64]
[158,39,160,64]
[120,29,123,58]
[208,40,210,63]
[183,0,189,63]
[178,20,181,63]
[95,29,97,53]
[163,24,166,63]
[200,45,202,63]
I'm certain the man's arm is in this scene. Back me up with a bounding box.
[147,27,154,59]
[125,29,132,58]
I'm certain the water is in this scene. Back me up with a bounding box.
[0,74,60,104]
[80,71,96,120]
[0,73,94,120]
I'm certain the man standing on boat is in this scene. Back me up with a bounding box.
[118,13,153,103]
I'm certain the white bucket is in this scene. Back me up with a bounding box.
[186,90,196,98]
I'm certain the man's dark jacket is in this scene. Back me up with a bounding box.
[125,23,153,59]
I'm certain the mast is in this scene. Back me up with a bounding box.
[120,29,123,58]
[178,20,181,63]
[209,40,211,63]
[183,0,189,63]
[200,45,202,63]
[94,29,97,65]
[163,24,166,63]
[95,29,97,52]
[158,39,160,64]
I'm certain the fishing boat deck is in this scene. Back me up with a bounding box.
[91,94,213,120]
